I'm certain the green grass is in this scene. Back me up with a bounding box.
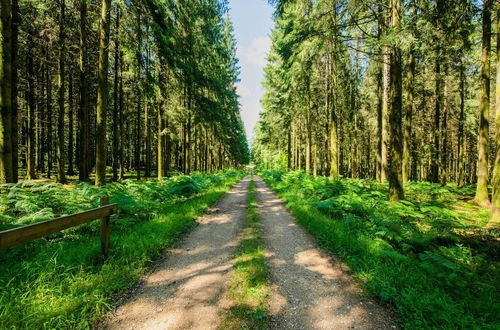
[260,170,500,329]
[0,170,245,329]
[220,177,270,330]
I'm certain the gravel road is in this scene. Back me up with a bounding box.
[254,176,398,329]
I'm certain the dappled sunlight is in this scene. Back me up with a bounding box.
[294,249,347,281]
[254,176,398,329]
[101,177,250,329]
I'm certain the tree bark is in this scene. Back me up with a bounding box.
[67,67,75,175]
[489,1,500,225]
[46,47,52,179]
[56,0,67,184]
[403,48,415,183]
[95,0,112,186]
[476,0,492,204]
[78,0,90,181]
[0,0,14,183]
[10,0,17,182]
[457,59,466,187]
[26,21,36,179]
[112,5,120,182]
[388,0,404,201]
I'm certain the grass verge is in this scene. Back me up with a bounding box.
[0,171,244,329]
[260,170,499,329]
[220,177,270,330]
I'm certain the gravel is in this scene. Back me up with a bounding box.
[254,176,399,329]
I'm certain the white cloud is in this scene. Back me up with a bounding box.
[236,83,251,98]
[238,36,271,68]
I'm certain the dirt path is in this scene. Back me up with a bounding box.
[100,176,250,330]
[254,176,398,329]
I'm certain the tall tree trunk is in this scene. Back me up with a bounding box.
[388,0,404,201]
[144,33,151,177]
[112,5,120,182]
[38,60,45,173]
[56,0,66,184]
[145,102,151,176]
[135,10,141,180]
[186,109,191,174]
[78,0,90,181]
[158,59,168,178]
[476,0,492,204]
[457,59,466,187]
[10,0,17,182]
[489,1,500,225]
[95,0,112,186]
[67,69,75,175]
[46,49,52,179]
[403,49,415,183]
[381,47,389,182]
[431,58,441,183]
[26,22,36,179]
[0,0,14,183]
[329,48,338,178]
[118,50,125,180]
[440,66,449,186]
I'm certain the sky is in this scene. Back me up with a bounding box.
[227,0,274,145]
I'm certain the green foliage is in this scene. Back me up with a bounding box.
[0,170,245,329]
[260,170,500,329]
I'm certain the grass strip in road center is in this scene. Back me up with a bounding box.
[220,176,270,330]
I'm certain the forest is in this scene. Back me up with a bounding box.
[1,0,500,329]
[253,0,500,223]
[0,0,249,185]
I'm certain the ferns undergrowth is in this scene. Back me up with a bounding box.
[261,170,499,329]
[0,170,245,329]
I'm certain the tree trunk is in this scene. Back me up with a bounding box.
[489,1,500,225]
[431,58,442,183]
[95,0,112,186]
[78,0,90,181]
[112,5,120,182]
[381,47,389,182]
[329,49,338,178]
[476,0,492,205]
[440,66,449,186]
[0,0,14,183]
[26,22,36,179]
[46,49,52,179]
[118,50,125,180]
[67,72,75,175]
[10,0,18,182]
[388,0,404,201]
[403,49,415,183]
[56,0,67,184]
[457,59,466,187]
[38,60,45,173]
[135,10,141,180]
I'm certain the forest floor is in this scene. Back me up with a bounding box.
[3,172,498,328]
[99,176,397,329]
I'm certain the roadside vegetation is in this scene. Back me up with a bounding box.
[220,177,270,329]
[260,170,499,329]
[0,170,244,329]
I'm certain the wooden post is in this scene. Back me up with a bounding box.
[100,196,110,256]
